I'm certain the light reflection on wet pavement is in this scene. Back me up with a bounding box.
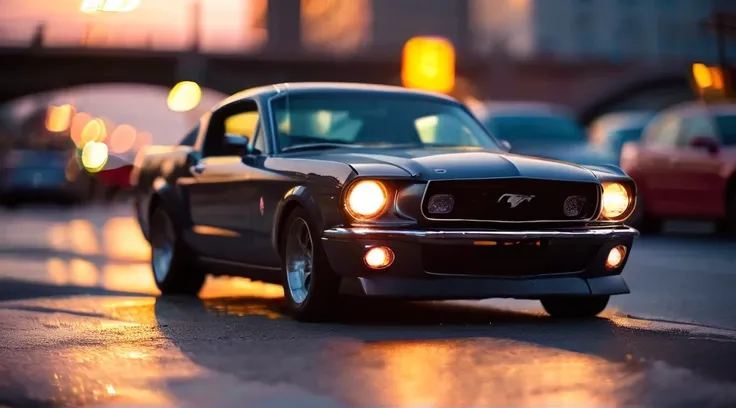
[0,205,735,407]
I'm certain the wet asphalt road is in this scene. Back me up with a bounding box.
[0,204,735,407]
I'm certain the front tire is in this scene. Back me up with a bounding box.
[541,295,610,318]
[280,207,341,322]
[150,205,205,296]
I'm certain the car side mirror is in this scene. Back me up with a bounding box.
[500,140,512,151]
[223,134,249,157]
[689,136,719,155]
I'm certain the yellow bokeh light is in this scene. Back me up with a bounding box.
[80,0,140,13]
[80,118,107,145]
[45,104,76,133]
[109,124,138,154]
[82,141,109,173]
[402,36,456,94]
[70,112,92,148]
[692,63,713,89]
[167,81,203,112]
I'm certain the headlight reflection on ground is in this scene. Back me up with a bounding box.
[342,340,635,407]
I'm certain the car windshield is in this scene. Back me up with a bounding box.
[271,92,502,152]
[485,115,586,147]
[714,114,736,146]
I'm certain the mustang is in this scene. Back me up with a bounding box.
[108,83,639,321]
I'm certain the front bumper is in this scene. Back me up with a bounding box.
[321,225,638,300]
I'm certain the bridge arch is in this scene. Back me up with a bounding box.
[0,48,223,107]
[576,67,695,125]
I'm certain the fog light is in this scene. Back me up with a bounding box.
[606,245,627,269]
[364,246,395,269]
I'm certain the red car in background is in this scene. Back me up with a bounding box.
[621,102,736,234]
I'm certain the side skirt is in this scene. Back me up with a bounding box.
[198,256,282,285]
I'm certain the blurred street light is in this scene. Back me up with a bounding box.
[81,141,109,173]
[80,0,141,13]
[401,36,456,94]
[167,81,203,112]
[80,118,107,145]
[693,63,714,89]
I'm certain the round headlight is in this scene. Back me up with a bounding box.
[345,180,389,219]
[601,182,630,219]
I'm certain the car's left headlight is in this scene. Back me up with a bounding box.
[600,182,632,220]
[345,179,389,220]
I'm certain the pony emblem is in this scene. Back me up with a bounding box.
[497,193,535,208]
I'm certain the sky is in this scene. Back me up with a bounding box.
[0,0,267,51]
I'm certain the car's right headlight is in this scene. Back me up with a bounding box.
[600,182,632,220]
[345,179,389,220]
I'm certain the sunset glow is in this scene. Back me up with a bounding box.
[0,0,267,51]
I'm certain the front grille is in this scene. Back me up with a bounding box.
[422,239,599,277]
[422,179,600,222]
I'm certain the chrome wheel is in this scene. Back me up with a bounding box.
[284,217,314,304]
[151,212,175,283]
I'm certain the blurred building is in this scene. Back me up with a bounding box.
[470,0,732,63]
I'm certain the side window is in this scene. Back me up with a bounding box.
[179,125,199,146]
[644,115,680,147]
[203,100,260,158]
[679,115,716,146]
[225,111,259,141]
[252,122,266,154]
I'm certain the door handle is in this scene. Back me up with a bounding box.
[190,163,205,175]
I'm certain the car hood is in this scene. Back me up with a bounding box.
[296,147,599,183]
[510,143,616,166]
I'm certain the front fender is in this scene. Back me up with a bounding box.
[271,185,328,253]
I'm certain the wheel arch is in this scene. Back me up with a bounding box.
[271,186,325,255]
[147,181,191,233]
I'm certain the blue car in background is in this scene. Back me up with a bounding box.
[587,111,655,165]
[0,134,91,208]
[474,102,613,165]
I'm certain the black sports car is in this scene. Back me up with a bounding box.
[108,83,639,321]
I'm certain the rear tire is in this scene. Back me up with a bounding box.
[541,295,610,318]
[149,205,205,296]
[280,207,341,322]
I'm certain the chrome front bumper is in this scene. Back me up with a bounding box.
[322,225,639,243]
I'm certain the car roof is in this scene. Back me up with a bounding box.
[662,101,736,117]
[589,111,654,130]
[215,82,458,109]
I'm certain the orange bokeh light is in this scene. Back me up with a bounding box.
[133,131,153,151]
[108,124,138,154]
[401,36,456,94]
[45,104,76,133]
